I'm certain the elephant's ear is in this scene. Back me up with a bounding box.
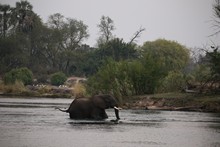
[92,95,107,109]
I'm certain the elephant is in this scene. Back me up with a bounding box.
[57,94,120,120]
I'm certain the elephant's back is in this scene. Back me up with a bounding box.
[69,98,92,111]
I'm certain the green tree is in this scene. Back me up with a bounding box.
[97,38,138,61]
[0,35,29,74]
[0,4,11,38]
[207,47,220,77]
[47,13,64,29]
[204,47,220,92]
[97,15,115,44]
[158,70,185,92]
[4,67,33,85]
[50,72,67,86]
[12,0,34,33]
[142,39,190,74]
[87,59,132,101]
[45,13,89,74]
[87,54,164,99]
[211,0,220,36]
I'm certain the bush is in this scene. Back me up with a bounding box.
[73,83,86,98]
[3,67,33,85]
[157,71,185,93]
[50,72,67,86]
[86,59,132,103]
[3,80,27,93]
[87,56,163,102]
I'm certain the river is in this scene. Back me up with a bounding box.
[0,97,220,147]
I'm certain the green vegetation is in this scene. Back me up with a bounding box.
[3,67,33,85]
[2,80,27,94]
[0,0,219,108]
[87,39,191,100]
[50,72,67,86]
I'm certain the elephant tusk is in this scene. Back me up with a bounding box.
[114,106,122,110]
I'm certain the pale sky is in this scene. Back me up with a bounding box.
[1,0,220,48]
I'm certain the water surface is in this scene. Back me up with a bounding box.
[0,97,220,147]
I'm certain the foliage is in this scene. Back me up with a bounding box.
[87,59,131,102]
[3,67,33,85]
[0,1,90,76]
[191,64,211,83]
[2,1,214,97]
[97,38,138,61]
[87,55,164,101]
[50,72,67,86]
[142,39,190,74]
[157,71,185,93]
[206,47,220,79]
[3,80,27,94]
[211,0,220,36]
[97,15,115,44]
[134,53,164,94]
[72,83,86,98]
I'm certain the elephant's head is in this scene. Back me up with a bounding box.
[92,94,120,120]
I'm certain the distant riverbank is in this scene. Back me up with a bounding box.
[122,93,220,113]
[0,88,219,113]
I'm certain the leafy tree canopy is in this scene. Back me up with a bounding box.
[142,39,190,74]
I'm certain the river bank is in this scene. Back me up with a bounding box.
[0,85,220,113]
[122,93,220,113]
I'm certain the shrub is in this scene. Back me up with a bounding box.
[86,59,132,103]
[3,67,33,85]
[157,71,185,93]
[50,72,67,86]
[72,83,86,98]
[37,86,52,94]
[87,56,163,102]
[3,80,27,93]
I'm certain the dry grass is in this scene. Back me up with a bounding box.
[0,80,4,93]
[1,80,28,94]
[72,83,86,98]
[37,86,52,94]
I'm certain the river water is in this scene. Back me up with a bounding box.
[0,97,220,147]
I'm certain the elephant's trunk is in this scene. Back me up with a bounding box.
[114,106,120,120]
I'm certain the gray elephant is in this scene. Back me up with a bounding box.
[57,94,120,120]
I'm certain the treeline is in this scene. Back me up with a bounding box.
[0,0,219,97]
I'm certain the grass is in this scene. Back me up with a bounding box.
[0,80,28,94]
[126,92,220,111]
[148,92,194,99]
[72,83,87,98]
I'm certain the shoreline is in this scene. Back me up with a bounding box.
[122,93,220,113]
[0,92,220,113]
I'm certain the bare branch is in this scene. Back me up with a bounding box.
[129,27,145,44]
[210,0,220,36]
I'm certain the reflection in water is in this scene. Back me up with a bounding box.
[0,98,220,147]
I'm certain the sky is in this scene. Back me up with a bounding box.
[1,0,220,48]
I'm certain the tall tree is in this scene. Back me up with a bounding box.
[207,47,220,77]
[47,13,64,30]
[211,0,220,36]
[12,0,34,33]
[142,39,190,74]
[0,4,11,38]
[98,38,137,61]
[97,16,115,44]
[45,13,89,74]
[63,18,89,50]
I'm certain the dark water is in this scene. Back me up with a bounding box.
[0,98,220,147]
